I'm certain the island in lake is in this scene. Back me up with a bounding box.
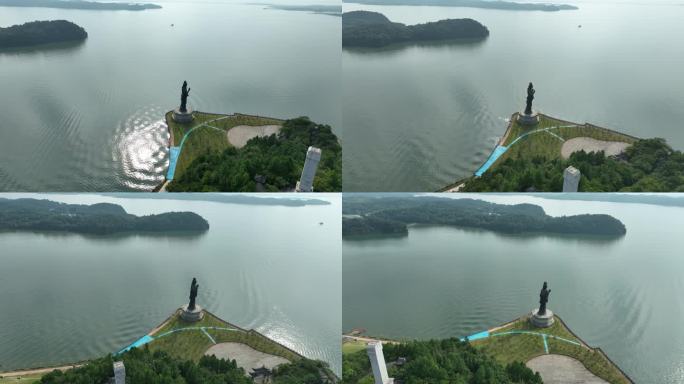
[0,198,209,234]
[0,0,161,11]
[0,20,87,49]
[343,0,577,12]
[343,10,489,48]
[342,195,626,238]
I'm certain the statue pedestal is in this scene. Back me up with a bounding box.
[173,108,194,123]
[530,308,554,328]
[517,111,540,126]
[180,304,204,322]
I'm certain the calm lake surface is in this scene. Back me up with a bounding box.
[342,0,684,191]
[0,193,341,374]
[0,0,340,191]
[343,194,684,383]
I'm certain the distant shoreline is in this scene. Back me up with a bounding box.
[342,0,578,12]
[0,0,161,11]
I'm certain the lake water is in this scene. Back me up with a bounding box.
[0,193,342,375]
[343,194,684,383]
[0,0,340,191]
[342,0,684,191]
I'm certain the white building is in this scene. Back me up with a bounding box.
[296,146,322,192]
[367,342,394,384]
[113,361,126,384]
[563,166,581,192]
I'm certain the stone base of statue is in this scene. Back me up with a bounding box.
[530,308,555,328]
[173,108,194,123]
[180,304,204,322]
[518,111,540,126]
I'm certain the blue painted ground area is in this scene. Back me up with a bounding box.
[462,330,490,342]
[166,146,181,180]
[118,335,153,354]
[475,145,508,177]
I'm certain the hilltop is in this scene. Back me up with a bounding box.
[343,11,489,48]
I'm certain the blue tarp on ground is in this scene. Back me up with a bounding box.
[118,335,153,354]
[461,330,490,342]
[475,145,508,177]
[166,146,181,180]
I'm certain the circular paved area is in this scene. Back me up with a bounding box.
[227,125,281,148]
[561,137,631,159]
[527,354,608,384]
[205,342,290,372]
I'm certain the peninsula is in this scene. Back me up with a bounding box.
[343,314,632,384]
[0,0,161,11]
[0,20,87,49]
[442,112,684,192]
[162,111,341,192]
[343,11,489,48]
[0,198,209,234]
[0,281,339,383]
[342,195,627,238]
[343,0,577,12]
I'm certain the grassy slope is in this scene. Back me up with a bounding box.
[470,317,631,384]
[496,115,636,166]
[165,112,284,181]
[342,339,367,355]
[146,311,300,363]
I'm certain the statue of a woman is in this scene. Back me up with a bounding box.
[539,281,551,315]
[189,277,199,311]
[525,82,535,115]
[180,81,191,113]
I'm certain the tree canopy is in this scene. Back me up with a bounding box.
[168,117,341,192]
[0,20,87,49]
[0,198,209,234]
[40,347,334,384]
[342,195,626,238]
[343,338,543,384]
[463,138,684,192]
[343,11,489,47]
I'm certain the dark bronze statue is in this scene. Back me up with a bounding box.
[538,281,551,315]
[189,277,199,311]
[180,81,191,113]
[525,82,535,115]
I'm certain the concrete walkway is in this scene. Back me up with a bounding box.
[474,124,577,177]
[117,326,239,354]
[165,115,231,180]
[527,354,609,384]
